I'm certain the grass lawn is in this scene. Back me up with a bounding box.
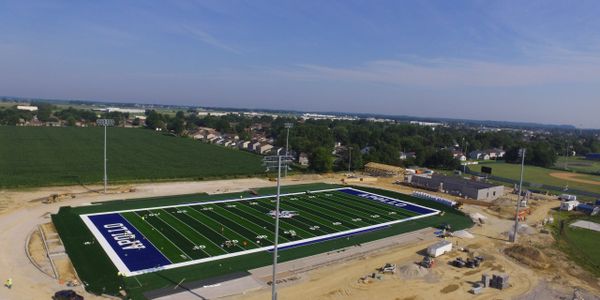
[555,156,600,174]
[0,126,264,188]
[551,211,600,277]
[478,162,600,195]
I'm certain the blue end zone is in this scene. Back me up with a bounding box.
[339,188,437,215]
[88,213,171,272]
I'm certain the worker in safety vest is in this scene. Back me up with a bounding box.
[4,278,12,289]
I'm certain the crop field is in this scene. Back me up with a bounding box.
[0,126,263,187]
[52,183,472,299]
[478,162,600,194]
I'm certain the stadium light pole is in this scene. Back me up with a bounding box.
[510,148,526,243]
[284,123,293,177]
[263,155,293,300]
[96,119,115,193]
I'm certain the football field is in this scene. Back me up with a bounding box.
[81,187,440,276]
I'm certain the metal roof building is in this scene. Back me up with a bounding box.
[406,174,504,201]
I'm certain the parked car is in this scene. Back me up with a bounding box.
[52,290,83,300]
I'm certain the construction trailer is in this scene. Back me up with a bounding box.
[427,240,453,258]
[560,200,579,211]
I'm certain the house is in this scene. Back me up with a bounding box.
[239,141,251,150]
[298,152,310,166]
[256,143,274,154]
[399,152,417,160]
[250,141,261,151]
[486,148,506,159]
[451,150,467,161]
[469,151,490,160]
[224,140,233,147]
[361,146,373,155]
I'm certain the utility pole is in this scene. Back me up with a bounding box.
[564,144,569,170]
[511,148,526,243]
[96,119,115,193]
[284,123,293,177]
[348,146,353,173]
[263,155,293,300]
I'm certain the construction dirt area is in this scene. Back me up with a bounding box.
[1,174,599,300]
[549,172,600,186]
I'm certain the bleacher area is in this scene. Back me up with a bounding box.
[81,187,439,276]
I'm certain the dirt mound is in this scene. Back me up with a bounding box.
[504,245,550,269]
[398,263,429,279]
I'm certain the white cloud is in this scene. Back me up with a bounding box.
[271,53,600,88]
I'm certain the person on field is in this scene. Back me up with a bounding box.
[4,278,12,289]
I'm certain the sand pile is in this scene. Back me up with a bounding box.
[504,245,550,269]
[398,263,429,279]
[453,230,475,239]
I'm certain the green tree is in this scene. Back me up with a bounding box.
[310,147,334,172]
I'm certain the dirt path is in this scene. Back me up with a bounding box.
[549,172,600,186]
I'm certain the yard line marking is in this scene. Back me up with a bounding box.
[153,209,214,258]
[186,205,261,249]
[161,208,226,255]
[232,200,322,241]
[295,195,373,227]
[132,211,193,261]
[251,200,334,235]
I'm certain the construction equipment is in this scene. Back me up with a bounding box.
[378,263,397,274]
[420,256,435,268]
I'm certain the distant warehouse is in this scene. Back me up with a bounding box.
[405,174,504,201]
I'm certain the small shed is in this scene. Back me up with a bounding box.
[427,240,453,257]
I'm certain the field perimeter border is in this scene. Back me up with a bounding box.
[80,187,441,277]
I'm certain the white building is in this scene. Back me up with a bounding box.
[17,105,38,111]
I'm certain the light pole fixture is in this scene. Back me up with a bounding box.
[511,148,526,243]
[263,155,293,300]
[96,119,115,193]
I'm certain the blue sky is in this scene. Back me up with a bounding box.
[1,1,600,128]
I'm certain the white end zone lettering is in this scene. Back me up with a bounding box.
[103,223,146,250]
[357,193,407,207]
